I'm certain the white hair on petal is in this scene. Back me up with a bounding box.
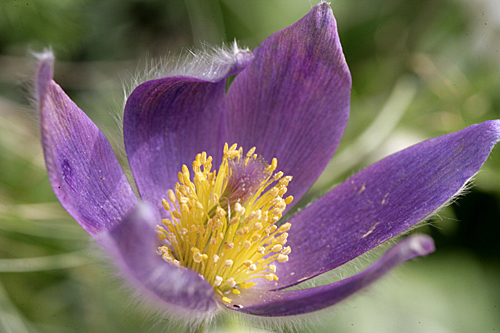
[123,41,251,103]
[103,41,252,190]
[32,48,54,62]
[397,173,477,238]
[26,48,55,117]
[87,238,223,331]
[113,41,252,140]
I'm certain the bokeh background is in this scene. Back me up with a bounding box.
[1,0,500,332]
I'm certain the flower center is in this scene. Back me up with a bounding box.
[155,143,293,304]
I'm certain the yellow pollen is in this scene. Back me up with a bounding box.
[227,278,236,287]
[277,254,289,262]
[271,244,283,252]
[214,276,223,286]
[155,144,293,303]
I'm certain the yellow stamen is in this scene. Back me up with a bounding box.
[154,144,293,302]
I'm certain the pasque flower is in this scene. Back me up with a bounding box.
[36,1,499,325]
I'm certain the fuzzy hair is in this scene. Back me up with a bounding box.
[30,40,483,333]
[105,42,251,184]
[87,239,223,332]
[117,41,251,130]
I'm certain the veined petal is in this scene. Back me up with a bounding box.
[124,48,253,214]
[36,52,137,235]
[96,203,219,317]
[276,120,500,288]
[227,234,434,316]
[226,3,351,207]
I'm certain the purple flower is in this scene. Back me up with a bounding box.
[35,2,499,326]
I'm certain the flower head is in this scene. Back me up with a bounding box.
[35,1,500,328]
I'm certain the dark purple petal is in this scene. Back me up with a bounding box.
[123,49,253,215]
[96,203,219,316]
[226,3,351,207]
[228,234,434,316]
[36,52,137,235]
[276,120,500,288]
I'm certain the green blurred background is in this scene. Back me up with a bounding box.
[1,0,499,332]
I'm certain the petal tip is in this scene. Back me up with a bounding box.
[406,234,435,257]
[226,41,254,77]
[488,119,500,141]
[34,49,55,101]
[180,43,254,82]
[315,1,334,13]
[311,1,335,25]
[34,49,54,64]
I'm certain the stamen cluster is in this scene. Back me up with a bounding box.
[155,143,293,304]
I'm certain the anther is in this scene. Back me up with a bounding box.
[234,202,245,215]
[161,199,170,211]
[281,246,291,255]
[266,225,277,235]
[216,206,226,217]
[227,278,236,288]
[214,276,223,286]
[167,189,176,203]
[277,222,291,233]
[246,147,256,158]
[271,244,283,252]
[277,254,289,262]
[240,282,255,289]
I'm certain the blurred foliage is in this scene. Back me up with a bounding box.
[0,0,499,332]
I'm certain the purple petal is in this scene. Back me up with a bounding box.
[228,234,434,316]
[96,203,219,316]
[36,52,137,235]
[276,120,500,288]
[123,49,254,214]
[226,3,351,206]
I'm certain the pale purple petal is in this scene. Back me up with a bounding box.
[275,120,500,288]
[123,49,253,215]
[226,3,351,207]
[96,203,219,316]
[227,234,434,316]
[37,52,137,235]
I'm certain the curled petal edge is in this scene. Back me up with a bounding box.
[36,51,137,235]
[276,119,500,288]
[227,234,434,316]
[124,45,254,214]
[96,203,220,320]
